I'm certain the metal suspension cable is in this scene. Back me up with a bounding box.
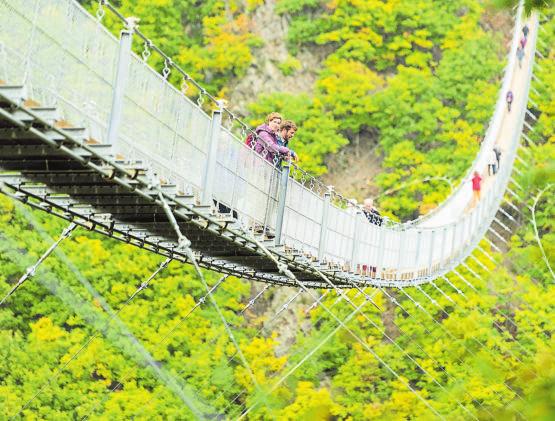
[415,282,530,362]
[398,287,526,417]
[215,287,303,362]
[464,194,551,312]
[447,266,551,344]
[454,260,548,334]
[240,235,444,419]
[286,260,475,418]
[212,287,357,414]
[469,253,492,273]
[343,284,477,418]
[531,184,554,281]
[84,274,228,420]
[443,272,540,358]
[378,286,496,417]
[399,287,526,411]
[221,288,355,416]
[236,300,369,419]
[240,284,271,315]
[156,189,264,401]
[234,290,376,419]
[189,256,264,393]
[0,222,77,306]
[461,252,552,340]
[141,285,335,417]
[12,256,175,419]
[476,245,497,266]
[407,283,527,375]
[93,0,364,212]
[305,268,475,418]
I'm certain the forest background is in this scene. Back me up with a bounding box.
[0,0,554,419]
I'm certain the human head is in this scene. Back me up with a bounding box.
[474,171,479,177]
[265,112,282,133]
[280,120,297,140]
[363,198,375,210]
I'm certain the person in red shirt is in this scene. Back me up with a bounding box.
[471,171,482,207]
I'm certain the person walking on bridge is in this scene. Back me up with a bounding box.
[522,24,529,38]
[506,90,514,112]
[519,35,527,50]
[488,148,498,176]
[516,46,524,68]
[471,171,482,208]
[493,145,502,171]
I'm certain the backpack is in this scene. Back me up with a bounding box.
[245,132,256,148]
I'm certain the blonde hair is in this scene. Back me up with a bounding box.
[265,112,282,124]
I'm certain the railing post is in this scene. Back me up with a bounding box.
[274,162,290,246]
[450,223,457,262]
[396,228,405,278]
[201,99,224,205]
[439,227,447,266]
[376,225,386,278]
[318,186,332,260]
[414,230,422,271]
[350,210,363,272]
[464,214,471,246]
[470,209,477,244]
[427,229,436,275]
[107,17,137,149]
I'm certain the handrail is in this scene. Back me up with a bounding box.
[93,0,375,214]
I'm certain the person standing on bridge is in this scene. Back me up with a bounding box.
[363,198,383,226]
[522,24,529,38]
[277,120,299,165]
[254,112,292,166]
[506,90,514,112]
[519,35,527,50]
[488,148,498,176]
[471,171,482,208]
[516,46,524,68]
[493,145,502,171]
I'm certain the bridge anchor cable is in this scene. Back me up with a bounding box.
[0,222,77,306]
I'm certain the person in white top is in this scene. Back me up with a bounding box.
[488,148,498,176]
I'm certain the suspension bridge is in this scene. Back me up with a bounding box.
[0,0,550,418]
[0,0,539,290]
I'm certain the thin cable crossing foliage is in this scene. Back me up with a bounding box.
[0,222,77,306]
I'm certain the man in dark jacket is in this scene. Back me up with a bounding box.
[277,120,298,164]
[363,198,383,226]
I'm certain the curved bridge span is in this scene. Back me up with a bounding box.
[0,0,538,288]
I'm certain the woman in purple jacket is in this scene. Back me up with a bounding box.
[254,112,291,166]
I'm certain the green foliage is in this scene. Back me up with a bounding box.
[1,2,554,420]
[80,0,260,95]
[277,55,302,76]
